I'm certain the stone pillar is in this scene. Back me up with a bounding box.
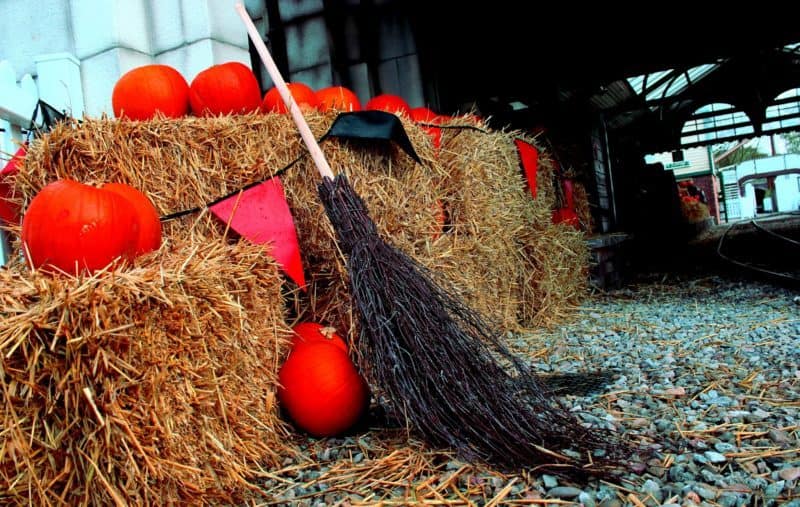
[70,0,154,117]
[34,53,85,118]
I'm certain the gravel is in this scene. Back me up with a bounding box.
[252,274,799,505]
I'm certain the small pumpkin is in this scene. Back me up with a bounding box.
[262,82,319,113]
[315,86,361,112]
[101,183,162,255]
[365,94,411,117]
[21,180,141,274]
[189,62,262,116]
[278,341,369,437]
[112,64,190,120]
[291,322,347,352]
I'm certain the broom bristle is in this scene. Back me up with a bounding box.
[318,174,638,477]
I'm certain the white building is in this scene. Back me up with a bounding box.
[719,154,800,220]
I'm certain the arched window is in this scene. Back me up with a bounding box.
[763,88,800,132]
[681,103,754,147]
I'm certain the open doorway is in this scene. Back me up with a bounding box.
[752,177,776,214]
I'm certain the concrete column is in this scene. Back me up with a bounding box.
[70,0,152,59]
[34,53,85,118]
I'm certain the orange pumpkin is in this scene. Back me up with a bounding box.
[410,106,439,123]
[278,341,369,437]
[291,322,348,352]
[101,183,162,255]
[262,83,320,113]
[112,64,190,120]
[21,180,141,274]
[365,94,411,117]
[315,86,362,112]
[189,62,262,116]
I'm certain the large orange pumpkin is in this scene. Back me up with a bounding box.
[315,86,361,112]
[101,183,162,255]
[365,94,411,117]
[21,180,141,274]
[278,341,369,437]
[189,62,262,116]
[291,322,347,352]
[262,82,320,113]
[112,64,190,120]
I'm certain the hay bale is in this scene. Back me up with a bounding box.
[13,112,586,336]
[13,114,446,336]
[438,122,589,329]
[0,233,292,505]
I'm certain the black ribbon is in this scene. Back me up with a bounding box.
[322,110,421,164]
[27,100,69,141]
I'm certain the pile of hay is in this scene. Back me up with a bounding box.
[14,112,587,335]
[0,231,291,504]
[3,111,590,500]
[437,122,589,329]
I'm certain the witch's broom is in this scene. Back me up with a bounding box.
[235,4,637,476]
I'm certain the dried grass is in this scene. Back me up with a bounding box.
[12,113,587,337]
[0,228,292,505]
[438,123,589,329]
[2,111,593,501]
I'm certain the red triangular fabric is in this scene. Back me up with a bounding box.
[514,139,538,198]
[209,177,306,288]
[552,179,580,229]
[0,145,26,225]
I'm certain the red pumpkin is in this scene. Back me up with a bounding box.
[101,183,162,255]
[365,94,411,117]
[262,83,320,113]
[410,106,438,123]
[315,86,361,112]
[189,62,262,116]
[291,322,348,352]
[278,341,369,437]
[112,64,190,120]
[21,180,141,274]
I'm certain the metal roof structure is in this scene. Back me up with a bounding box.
[406,6,800,153]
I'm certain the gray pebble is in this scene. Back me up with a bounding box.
[714,442,737,453]
[704,451,728,463]
[547,486,583,498]
[717,493,740,507]
[694,484,718,500]
[578,491,596,507]
[764,480,785,497]
[641,479,663,503]
[541,474,559,488]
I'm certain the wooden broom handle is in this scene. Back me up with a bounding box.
[235,3,335,180]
